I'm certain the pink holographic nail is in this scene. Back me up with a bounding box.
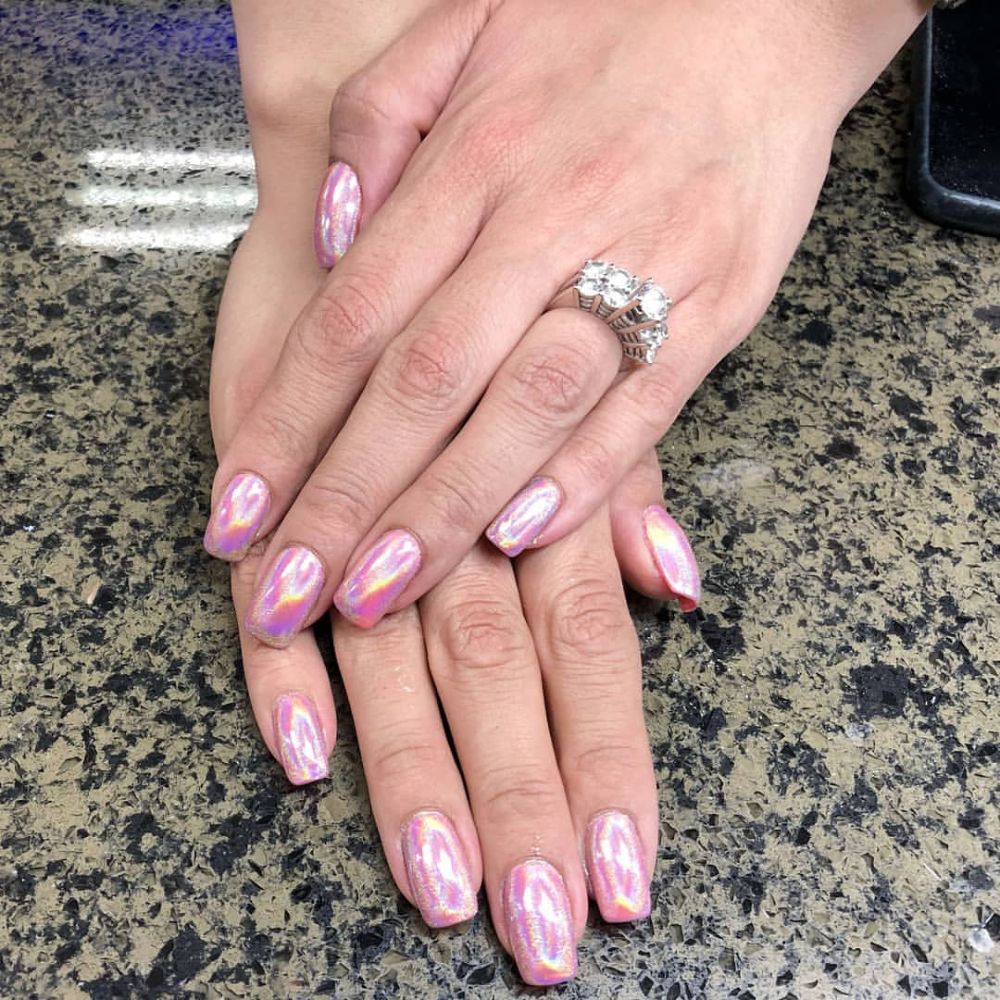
[333,529,421,629]
[503,859,577,986]
[486,476,562,557]
[402,811,478,928]
[642,505,701,612]
[203,472,271,561]
[313,161,361,268]
[245,546,325,648]
[272,692,329,785]
[586,811,650,923]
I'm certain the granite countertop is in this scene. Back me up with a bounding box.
[0,3,997,998]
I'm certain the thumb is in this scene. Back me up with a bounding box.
[314,0,493,267]
[610,450,702,612]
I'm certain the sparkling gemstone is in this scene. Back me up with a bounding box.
[606,268,633,293]
[577,276,601,296]
[603,287,628,308]
[639,323,666,344]
[637,283,668,320]
[581,260,606,281]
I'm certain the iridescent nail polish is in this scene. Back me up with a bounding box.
[586,811,650,923]
[203,472,271,561]
[642,505,701,612]
[402,811,478,928]
[486,476,562,557]
[504,858,577,986]
[313,161,361,268]
[245,546,325,647]
[272,692,329,785]
[333,529,421,629]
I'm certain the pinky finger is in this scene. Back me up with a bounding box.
[231,547,336,785]
[609,450,701,611]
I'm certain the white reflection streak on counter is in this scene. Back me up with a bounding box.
[61,147,257,251]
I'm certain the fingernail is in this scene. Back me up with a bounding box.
[272,692,329,785]
[586,811,651,922]
[402,811,478,928]
[333,529,422,629]
[642,505,701,611]
[503,858,577,986]
[486,476,562,557]
[314,161,361,268]
[245,546,325,647]
[203,472,271,561]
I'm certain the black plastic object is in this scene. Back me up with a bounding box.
[907,6,1000,236]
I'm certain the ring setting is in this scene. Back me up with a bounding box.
[553,260,671,364]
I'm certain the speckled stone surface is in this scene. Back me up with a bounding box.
[1,3,998,998]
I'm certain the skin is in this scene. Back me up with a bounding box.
[216,0,698,976]
[211,0,932,646]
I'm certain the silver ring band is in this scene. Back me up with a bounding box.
[549,260,671,364]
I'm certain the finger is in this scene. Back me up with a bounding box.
[498,283,727,556]
[329,305,620,630]
[609,449,702,609]
[421,545,584,985]
[333,606,481,928]
[317,0,495,262]
[242,213,583,643]
[517,508,657,923]
[205,6,495,563]
[232,546,335,786]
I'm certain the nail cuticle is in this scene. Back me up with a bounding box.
[401,810,478,928]
[203,471,271,561]
[245,545,326,647]
[486,476,562,557]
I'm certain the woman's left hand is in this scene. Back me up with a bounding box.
[207,0,928,647]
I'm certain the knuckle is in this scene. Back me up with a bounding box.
[329,71,394,139]
[253,404,320,469]
[479,769,564,824]
[420,467,483,536]
[546,578,632,663]
[298,272,385,368]
[299,468,373,532]
[567,742,650,786]
[367,734,442,787]
[568,431,619,488]
[508,345,593,423]
[436,597,532,679]
[623,367,685,433]
[241,66,327,136]
[384,327,468,411]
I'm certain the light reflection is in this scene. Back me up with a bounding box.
[85,148,255,172]
[63,147,257,251]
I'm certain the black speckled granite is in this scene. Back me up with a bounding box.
[0,3,998,998]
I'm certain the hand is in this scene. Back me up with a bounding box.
[205,0,928,647]
[211,46,701,982]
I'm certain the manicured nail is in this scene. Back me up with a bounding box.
[314,161,361,268]
[486,476,562,557]
[333,528,422,629]
[245,546,325,647]
[272,692,329,785]
[203,472,271,561]
[642,505,701,612]
[586,811,651,923]
[504,858,577,986]
[402,811,478,928]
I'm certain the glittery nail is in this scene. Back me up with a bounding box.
[486,476,562,557]
[503,859,577,986]
[402,811,478,928]
[245,546,325,647]
[272,692,329,785]
[586,811,650,923]
[203,472,270,561]
[642,505,701,611]
[313,161,361,268]
[333,529,421,629]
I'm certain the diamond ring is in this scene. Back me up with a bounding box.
[548,260,671,364]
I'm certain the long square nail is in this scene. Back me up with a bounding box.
[333,529,422,629]
[504,858,577,986]
[586,811,651,922]
[245,546,325,647]
[272,692,329,785]
[641,505,701,611]
[203,472,270,561]
[314,161,361,268]
[402,811,478,928]
[486,476,562,557]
